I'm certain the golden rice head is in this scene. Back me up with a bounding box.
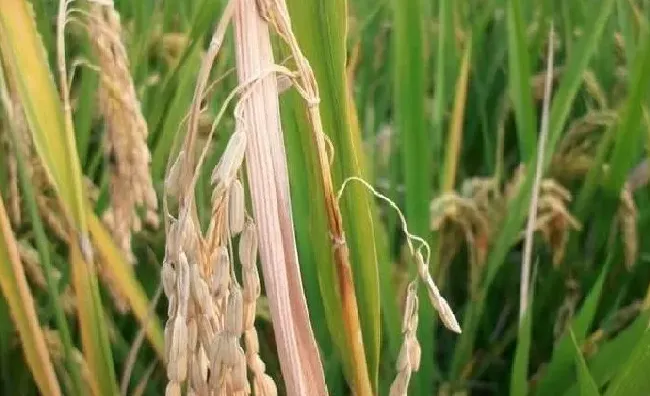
[89,3,158,264]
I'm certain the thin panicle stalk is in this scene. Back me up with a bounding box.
[174,0,235,195]
[119,283,163,396]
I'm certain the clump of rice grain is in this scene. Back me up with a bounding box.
[160,1,290,395]
[163,124,270,395]
[240,220,277,396]
[86,0,158,264]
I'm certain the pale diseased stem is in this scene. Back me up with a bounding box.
[233,1,328,395]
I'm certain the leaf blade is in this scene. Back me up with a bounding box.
[569,330,601,396]
[284,0,382,391]
[0,197,62,396]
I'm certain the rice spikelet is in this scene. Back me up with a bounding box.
[4,138,21,225]
[240,220,277,396]
[618,183,638,269]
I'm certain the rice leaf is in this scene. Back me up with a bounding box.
[281,92,335,356]
[0,197,62,396]
[569,330,601,396]
[4,116,84,395]
[432,0,456,155]
[507,0,537,162]
[0,2,120,394]
[564,311,650,394]
[70,241,120,396]
[442,39,472,193]
[545,0,617,160]
[233,1,328,392]
[536,257,610,396]
[0,0,86,232]
[604,326,650,395]
[606,24,650,193]
[150,47,202,178]
[392,0,434,391]
[393,0,430,237]
[284,0,381,391]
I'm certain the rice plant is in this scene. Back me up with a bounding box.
[1,0,650,395]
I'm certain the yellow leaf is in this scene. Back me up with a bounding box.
[0,197,62,396]
[0,0,86,232]
[70,241,120,396]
